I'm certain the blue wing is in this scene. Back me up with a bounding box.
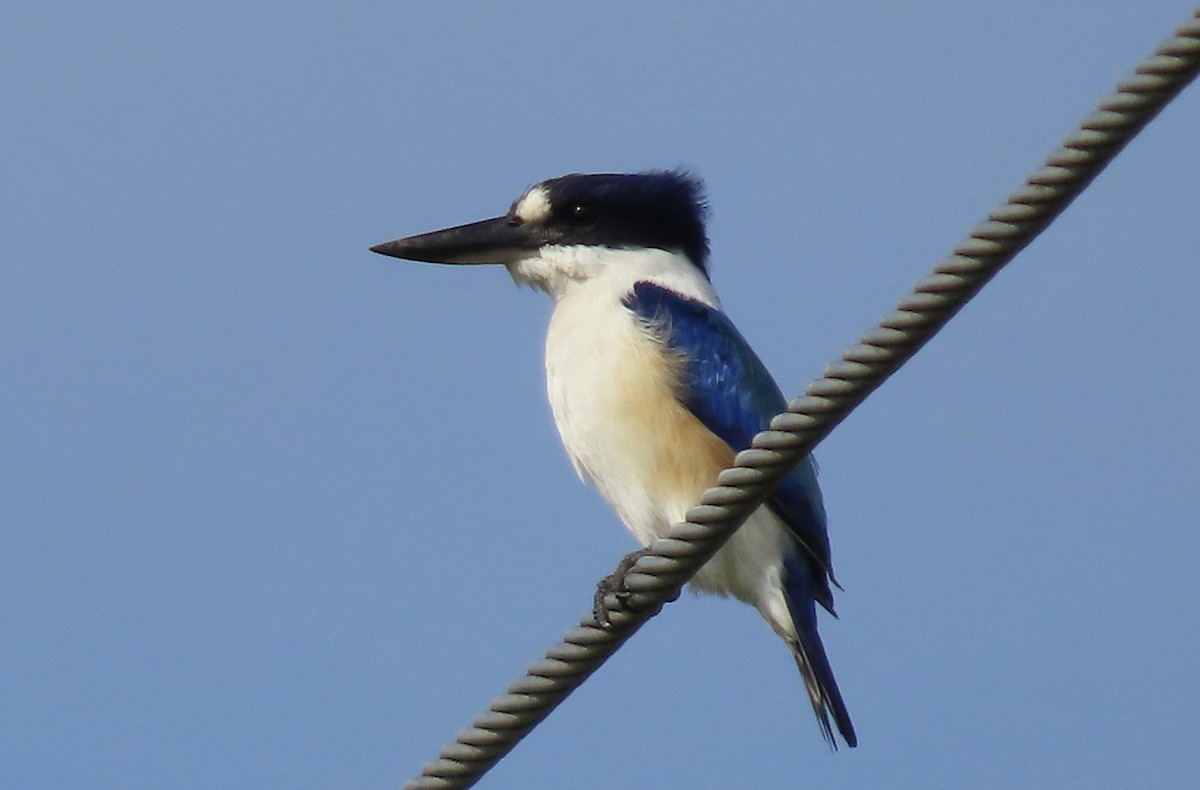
[622,281,836,606]
[625,281,856,748]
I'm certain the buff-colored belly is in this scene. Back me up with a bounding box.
[545,295,791,618]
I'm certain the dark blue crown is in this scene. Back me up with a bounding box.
[533,169,710,276]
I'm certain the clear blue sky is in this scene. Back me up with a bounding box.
[4,3,1198,788]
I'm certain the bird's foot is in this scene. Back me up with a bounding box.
[593,547,655,629]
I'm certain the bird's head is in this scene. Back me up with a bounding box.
[370,170,710,298]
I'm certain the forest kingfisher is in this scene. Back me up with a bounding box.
[370,170,856,748]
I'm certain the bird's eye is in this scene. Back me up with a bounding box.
[567,203,595,225]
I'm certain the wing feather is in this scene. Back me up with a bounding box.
[623,281,836,597]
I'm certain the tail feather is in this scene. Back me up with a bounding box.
[790,635,857,749]
[782,554,857,748]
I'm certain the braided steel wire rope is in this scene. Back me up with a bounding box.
[403,9,1200,788]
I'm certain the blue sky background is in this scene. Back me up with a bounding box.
[4,3,1199,789]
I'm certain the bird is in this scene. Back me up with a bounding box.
[370,169,856,748]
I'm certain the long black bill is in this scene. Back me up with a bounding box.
[369,215,538,265]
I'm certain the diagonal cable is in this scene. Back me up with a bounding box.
[402,9,1200,789]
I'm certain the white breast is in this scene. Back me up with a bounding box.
[538,249,793,630]
[545,274,725,543]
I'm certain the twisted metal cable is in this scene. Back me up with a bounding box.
[403,10,1200,789]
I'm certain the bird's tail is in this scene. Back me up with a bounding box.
[783,556,857,749]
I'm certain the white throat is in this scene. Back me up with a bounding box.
[505,245,718,307]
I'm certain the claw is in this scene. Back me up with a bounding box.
[592,547,653,628]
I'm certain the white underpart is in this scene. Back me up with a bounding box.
[508,245,799,641]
